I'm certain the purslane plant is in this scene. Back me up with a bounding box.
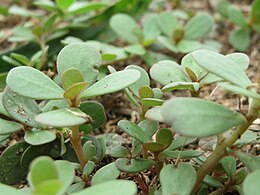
[0,43,140,184]
[156,11,220,53]
[0,43,259,194]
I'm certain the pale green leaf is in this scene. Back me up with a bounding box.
[157,36,178,52]
[124,44,146,55]
[118,120,151,143]
[160,163,197,195]
[163,150,202,159]
[234,151,260,171]
[150,60,188,85]
[229,28,250,52]
[92,162,120,185]
[157,12,180,36]
[24,130,56,145]
[225,53,250,70]
[184,13,213,40]
[9,5,40,17]
[55,160,75,195]
[28,156,58,188]
[35,108,89,127]
[6,66,64,100]
[228,6,247,27]
[161,97,246,137]
[145,106,164,122]
[57,43,102,85]
[220,156,236,178]
[219,83,260,100]
[177,39,202,53]
[34,179,62,195]
[143,14,160,42]
[0,118,23,135]
[80,69,141,99]
[192,50,251,87]
[243,170,260,195]
[125,65,150,97]
[109,14,139,44]
[3,87,41,127]
[0,184,26,195]
[61,68,84,90]
[115,158,155,173]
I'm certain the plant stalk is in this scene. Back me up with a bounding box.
[192,116,256,193]
[70,126,88,169]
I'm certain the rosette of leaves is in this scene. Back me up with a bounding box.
[156,11,219,53]
[217,0,260,51]
[0,43,141,184]
[109,13,174,66]
[148,51,251,99]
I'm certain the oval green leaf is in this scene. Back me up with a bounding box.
[0,118,23,135]
[61,68,84,90]
[184,13,213,40]
[115,158,155,173]
[145,106,164,122]
[64,82,88,101]
[160,163,197,195]
[80,69,141,99]
[57,43,102,84]
[3,87,41,127]
[118,120,151,143]
[192,50,251,87]
[109,14,139,44]
[6,66,64,100]
[150,60,188,86]
[161,97,246,137]
[229,28,250,52]
[91,162,120,185]
[24,130,56,145]
[35,108,89,127]
[79,101,106,129]
[28,156,58,188]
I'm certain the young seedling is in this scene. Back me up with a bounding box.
[156,11,219,53]
[217,0,260,51]
[109,13,175,66]
[149,52,250,97]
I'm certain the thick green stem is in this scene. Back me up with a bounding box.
[70,126,88,169]
[192,116,256,193]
